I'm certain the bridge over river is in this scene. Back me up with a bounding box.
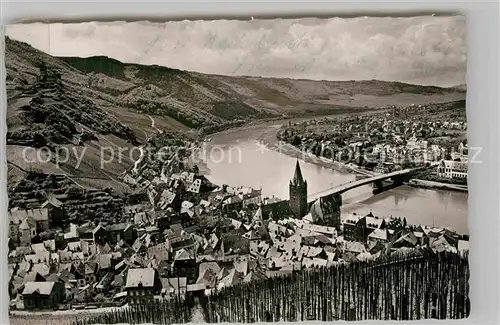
[306,163,439,229]
[308,163,438,202]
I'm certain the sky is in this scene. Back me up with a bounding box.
[6,16,466,87]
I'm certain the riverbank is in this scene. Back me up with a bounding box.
[265,140,468,193]
[200,122,467,195]
[199,108,392,178]
[203,108,388,143]
[263,137,375,177]
[198,117,375,178]
[407,179,468,193]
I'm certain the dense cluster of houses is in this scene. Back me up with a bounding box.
[7,137,468,311]
[8,196,63,247]
[279,106,468,180]
[342,213,469,256]
[7,199,468,311]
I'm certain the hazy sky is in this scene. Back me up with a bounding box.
[6,16,466,87]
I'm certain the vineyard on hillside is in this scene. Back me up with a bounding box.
[69,250,469,325]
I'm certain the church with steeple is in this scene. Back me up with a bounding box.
[260,159,341,231]
[289,160,308,218]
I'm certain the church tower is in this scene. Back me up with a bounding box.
[289,160,308,218]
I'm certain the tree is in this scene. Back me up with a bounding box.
[388,217,403,230]
[35,59,48,77]
[33,189,48,199]
[93,293,109,303]
[38,229,55,241]
[65,185,85,198]
[32,132,47,148]
[292,135,302,146]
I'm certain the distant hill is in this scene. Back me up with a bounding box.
[5,36,466,191]
[57,55,467,115]
[449,84,467,92]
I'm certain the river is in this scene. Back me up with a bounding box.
[198,122,469,235]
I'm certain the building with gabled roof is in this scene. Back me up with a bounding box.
[172,248,198,283]
[217,269,243,289]
[41,196,64,227]
[187,178,202,194]
[299,223,337,239]
[392,232,418,250]
[125,268,162,304]
[368,228,389,242]
[22,281,65,310]
[196,268,217,289]
[162,277,187,300]
[243,270,266,283]
[436,159,468,179]
[343,213,385,242]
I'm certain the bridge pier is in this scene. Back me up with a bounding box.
[373,174,412,194]
[308,168,425,221]
[372,180,384,194]
[402,174,412,183]
[393,175,404,186]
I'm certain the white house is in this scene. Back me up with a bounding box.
[436,160,468,179]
